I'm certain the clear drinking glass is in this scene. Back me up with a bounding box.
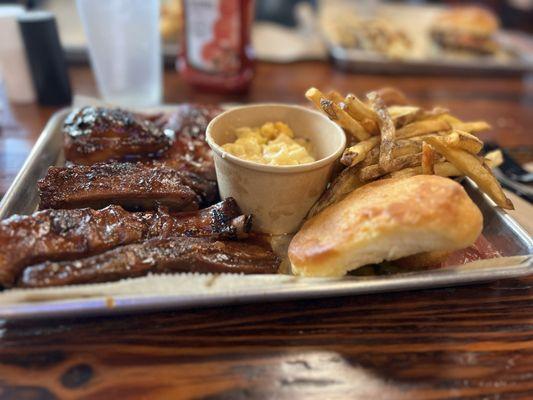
[76,0,162,106]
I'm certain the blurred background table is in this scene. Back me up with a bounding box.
[0,62,533,399]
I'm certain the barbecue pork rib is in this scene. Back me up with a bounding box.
[153,104,222,180]
[64,107,172,165]
[38,162,218,211]
[0,199,249,287]
[19,237,280,288]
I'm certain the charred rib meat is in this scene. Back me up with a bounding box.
[19,237,281,288]
[64,107,172,165]
[38,162,219,211]
[154,104,222,180]
[0,199,250,287]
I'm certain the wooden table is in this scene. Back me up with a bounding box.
[0,63,532,399]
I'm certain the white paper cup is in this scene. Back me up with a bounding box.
[0,5,35,103]
[206,104,346,234]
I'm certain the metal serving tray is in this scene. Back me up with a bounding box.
[0,108,531,320]
[329,45,533,76]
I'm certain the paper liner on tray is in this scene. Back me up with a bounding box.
[0,256,529,306]
[0,273,335,305]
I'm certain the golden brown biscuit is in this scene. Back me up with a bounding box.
[289,175,483,277]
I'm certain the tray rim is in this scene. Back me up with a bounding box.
[0,108,71,219]
[0,106,531,320]
[0,255,531,320]
[327,43,533,75]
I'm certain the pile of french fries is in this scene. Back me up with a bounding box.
[306,87,513,217]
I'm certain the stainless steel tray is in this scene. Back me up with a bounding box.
[329,45,533,76]
[0,107,531,320]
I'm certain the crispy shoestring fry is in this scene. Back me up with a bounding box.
[443,130,483,154]
[367,91,396,171]
[307,165,363,218]
[451,121,492,134]
[434,162,462,177]
[420,107,449,119]
[326,90,345,105]
[361,146,380,167]
[425,136,513,209]
[388,161,463,179]
[396,119,450,139]
[437,115,491,133]
[393,140,422,157]
[341,136,380,167]
[343,94,380,134]
[484,149,503,168]
[306,88,370,141]
[387,105,421,128]
[387,167,421,179]
[359,153,422,181]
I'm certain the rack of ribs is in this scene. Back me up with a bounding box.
[38,162,218,211]
[0,199,250,287]
[19,237,280,288]
[64,107,172,165]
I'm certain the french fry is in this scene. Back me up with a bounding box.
[343,94,380,134]
[387,105,420,128]
[437,114,462,125]
[396,119,450,139]
[387,166,422,179]
[484,149,503,169]
[326,90,345,105]
[393,140,422,157]
[434,162,462,177]
[344,94,379,121]
[306,88,370,141]
[307,165,364,218]
[419,107,449,120]
[425,136,513,209]
[404,133,440,142]
[443,130,483,154]
[359,153,422,181]
[388,161,463,179]
[451,121,491,134]
[437,115,491,134]
[341,136,380,167]
[361,146,380,167]
[367,91,396,171]
[422,142,435,175]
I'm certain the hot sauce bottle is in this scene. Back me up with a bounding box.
[178,0,255,94]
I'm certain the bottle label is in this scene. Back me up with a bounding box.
[184,0,241,74]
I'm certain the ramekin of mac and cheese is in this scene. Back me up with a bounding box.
[206,104,346,234]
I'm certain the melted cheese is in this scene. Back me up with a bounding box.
[222,122,315,166]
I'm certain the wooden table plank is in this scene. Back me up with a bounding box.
[0,62,532,400]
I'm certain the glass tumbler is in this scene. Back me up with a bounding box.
[76,0,162,106]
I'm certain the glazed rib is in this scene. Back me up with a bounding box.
[19,238,280,288]
[154,104,222,180]
[0,199,250,287]
[64,107,172,165]
[38,163,219,211]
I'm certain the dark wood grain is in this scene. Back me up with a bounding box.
[1,278,533,399]
[0,62,532,400]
